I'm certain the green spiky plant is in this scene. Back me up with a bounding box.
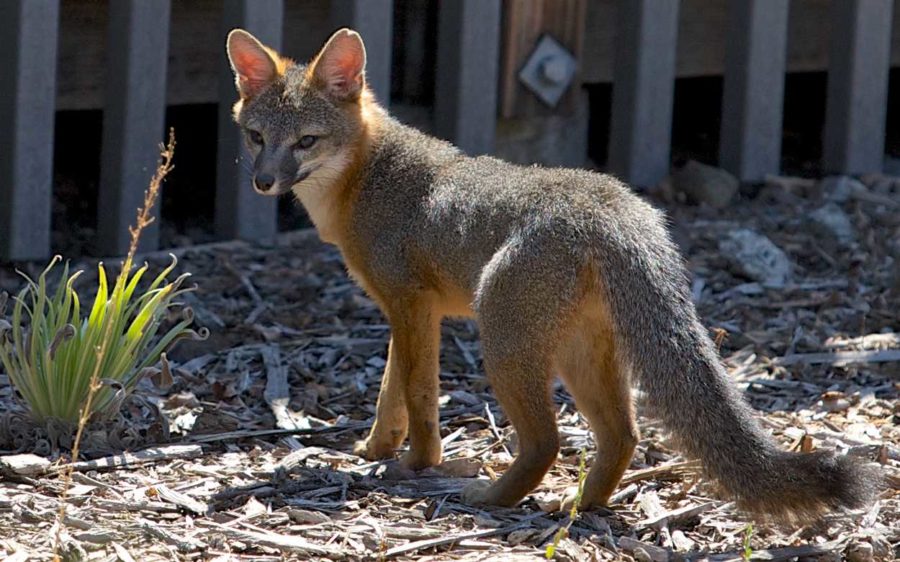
[0,255,194,424]
[0,130,200,427]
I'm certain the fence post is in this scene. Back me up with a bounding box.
[330,0,393,106]
[216,0,283,243]
[823,0,893,175]
[0,1,60,261]
[719,0,789,183]
[608,0,679,188]
[98,0,171,256]
[434,0,502,155]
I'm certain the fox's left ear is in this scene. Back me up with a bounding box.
[227,29,283,99]
[309,28,366,101]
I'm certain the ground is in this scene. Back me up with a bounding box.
[0,174,898,561]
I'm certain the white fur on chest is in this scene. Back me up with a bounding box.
[292,153,350,244]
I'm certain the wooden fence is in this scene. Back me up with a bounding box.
[0,0,896,261]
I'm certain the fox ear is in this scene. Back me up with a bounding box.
[310,28,366,101]
[227,29,281,98]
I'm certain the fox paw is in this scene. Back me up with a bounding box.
[399,449,442,472]
[353,438,396,461]
[460,479,494,506]
[560,486,606,513]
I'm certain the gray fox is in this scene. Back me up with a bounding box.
[225,28,877,521]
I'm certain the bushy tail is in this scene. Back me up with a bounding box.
[595,209,879,522]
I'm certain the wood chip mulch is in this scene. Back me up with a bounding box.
[1,174,899,561]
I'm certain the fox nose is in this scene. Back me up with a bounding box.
[254,173,276,192]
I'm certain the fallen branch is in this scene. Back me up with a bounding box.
[383,512,546,558]
[707,540,843,561]
[635,502,716,531]
[49,444,203,475]
[261,345,306,430]
[773,349,900,367]
[186,422,370,443]
[195,520,340,557]
[620,460,702,485]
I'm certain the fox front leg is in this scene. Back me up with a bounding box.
[355,298,442,469]
[354,337,409,459]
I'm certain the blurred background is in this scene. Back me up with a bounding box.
[0,0,898,260]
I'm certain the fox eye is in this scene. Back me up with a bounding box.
[296,135,317,150]
[247,130,264,145]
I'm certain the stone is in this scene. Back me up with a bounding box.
[807,203,856,248]
[845,540,874,562]
[817,175,867,203]
[670,160,739,208]
[719,228,792,287]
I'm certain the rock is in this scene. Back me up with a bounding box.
[719,229,792,287]
[671,160,739,208]
[817,175,867,203]
[807,203,856,248]
[845,540,874,562]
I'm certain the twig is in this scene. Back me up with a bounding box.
[383,512,545,558]
[773,349,900,367]
[483,403,511,457]
[707,540,844,561]
[824,332,900,349]
[136,518,208,553]
[195,520,341,557]
[53,130,176,561]
[619,460,702,485]
[635,502,716,531]
[48,444,203,475]
[261,345,304,429]
[185,421,371,443]
[154,484,208,515]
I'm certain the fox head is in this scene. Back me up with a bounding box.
[226,28,372,197]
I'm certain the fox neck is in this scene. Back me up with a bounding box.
[292,93,384,245]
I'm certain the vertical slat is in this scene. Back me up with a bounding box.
[216,0,283,243]
[608,0,679,188]
[0,1,59,261]
[823,0,893,174]
[98,0,171,255]
[330,0,393,106]
[719,0,789,183]
[434,0,502,155]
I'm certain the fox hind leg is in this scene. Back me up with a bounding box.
[461,241,581,507]
[557,300,638,511]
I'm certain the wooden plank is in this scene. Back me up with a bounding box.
[823,0,893,175]
[583,0,900,83]
[97,0,171,255]
[215,0,283,243]
[719,0,789,182]
[43,2,900,110]
[434,0,502,155]
[499,0,587,119]
[55,0,330,111]
[330,0,393,106]
[0,0,59,261]
[608,0,679,188]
